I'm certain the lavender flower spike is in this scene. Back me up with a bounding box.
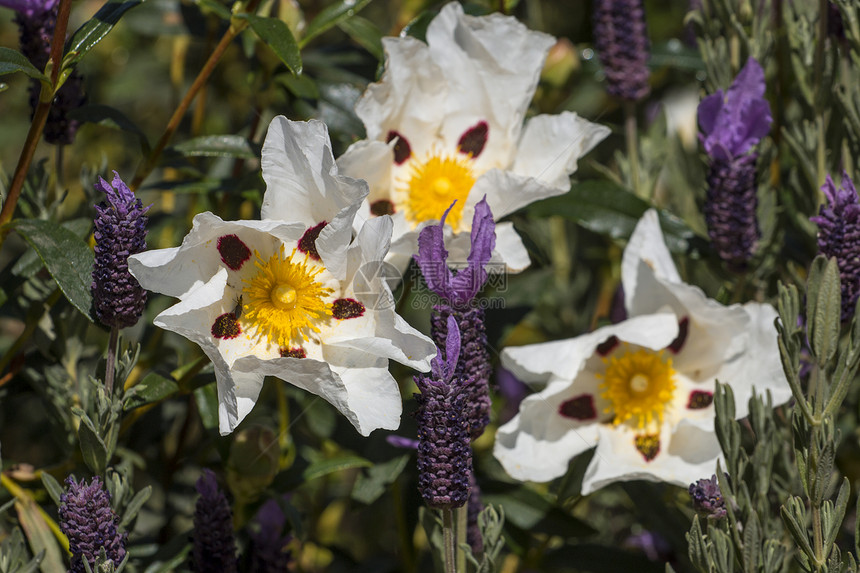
[58,476,127,573]
[689,475,727,519]
[811,172,860,320]
[193,469,238,573]
[92,171,149,329]
[414,315,472,509]
[593,0,651,101]
[698,57,771,270]
[416,197,496,439]
[249,498,293,572]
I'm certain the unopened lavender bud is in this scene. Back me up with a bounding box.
[192,470,238,573]
[58,476,127,573]
[91,172,149,329]
[689,475,727,519]
[593,0,651,101]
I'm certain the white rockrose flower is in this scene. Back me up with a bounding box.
[337,2,610,273]
[129,118,435,436]
[494,209,791,494]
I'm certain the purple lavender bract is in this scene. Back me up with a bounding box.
[248,498,292,572]
[193,469,238,573]
[593,0,651,101]
[92,172,149,329]
[58,476,127,573]
[698,57,771,270]
[414,316,472,509]
[689,475,727,519]
[811,173,860,320]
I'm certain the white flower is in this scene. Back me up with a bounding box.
[129,118,436,436]
[494,210,791,494]
[337,2,610,273]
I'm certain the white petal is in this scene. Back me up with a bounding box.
[261,117,368,226]
[622,209,682,307]
[512,112,610,189]
[336,140,395,202]
[426,3,554,142]
[469,169,568,221]
[501,312,680,384]
[443,221,529,275]
[580,423,722,495]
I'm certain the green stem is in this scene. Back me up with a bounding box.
[130,0,261,191]
[442,508,456,573]
[0,0,72,244]
[104,326,119,398]
[624,101,643,200]
[456,504,467,572]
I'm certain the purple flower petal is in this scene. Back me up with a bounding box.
[444,314,461,379]
[415,204,455,300]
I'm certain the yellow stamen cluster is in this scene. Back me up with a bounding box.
[597,347,676,430]
[241,246,333,347]
[402,152,476,230]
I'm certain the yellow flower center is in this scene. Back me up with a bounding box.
[241,246,333,347]
[403,152,476,230]
[597,347,676,430]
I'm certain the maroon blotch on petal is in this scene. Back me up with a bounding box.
[597,335,620,356]
[634,434,660,462]
[387,131,412,165]
[457,121,489,158]
[217,234,251,271]
[212,313,241,339]
[298,221,326,261]
[279,347,306,358]
[332,298,365,319]
[687,390,714,409]
[667,317,689,353]
[558,394,597,421]
[370,199,396,216]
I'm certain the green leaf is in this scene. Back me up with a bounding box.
[338,15,383,61]
[63,0,145,71]
[807,256,841,367]
[528,180,700,253]
[73,407,109,475]
[0,47,49,84]
[193,382,219,430]
[15,499,65,573]
[275,73,320,100]
[171,135,259,159]
[124,373,179,411]
[193,0,231,20]
[8,219,94,321]
[119,486,152,530]
[302,454,372,482]
[238,14,302,74]
[69,104,151,154]
[300,0,375,47]
[351,455,409,504]
[40,473,64,507]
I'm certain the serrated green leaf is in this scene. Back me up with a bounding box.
[15,499,65,573]
[351,455,409,504]
[69,104,151,154]
[338,15,383,61]
[124,373,179,411]
[0,47,49,84]
[8,219,94,321]
[238,14,302,74]
[300,0,375,47]
[171,135,258,159]
[40,473,64,507]
[302,454,372,481]
[528,180,699,253]
[63,0,145,71]
[808,256,841,366]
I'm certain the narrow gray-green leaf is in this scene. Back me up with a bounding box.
[63,0,145,70]
[15,499,65,573]
[338,15,383,61]
[8,219,94,321]
[238,14,302,74]
[171,135,258,159]
[39,473,64,507]
[0,47,49,83]
[119,486,152,529]
[808,256,841,366]
[300,0,375,47]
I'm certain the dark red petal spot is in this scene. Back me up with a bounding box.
[634,434,661,462]
[298,221,326,261]
[217,234,251,271]
[457,121,489,158]
[332,298,365,319]
[387,130,412,165]
[558,394,597,421]
[667,317,690,353]
[596,335,619,356]
[279,347,306,358]
[370,199,396,216]
[687,390,714,410]
[212,312,241,339]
